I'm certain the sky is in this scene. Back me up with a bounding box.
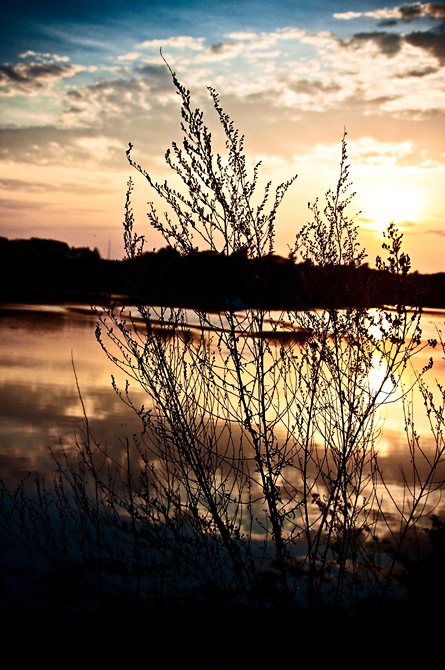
[1,1,445,272]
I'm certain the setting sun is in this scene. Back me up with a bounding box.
[361,183,421,234]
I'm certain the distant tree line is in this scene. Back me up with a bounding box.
[1,235,445,309]
[0,236,120,302]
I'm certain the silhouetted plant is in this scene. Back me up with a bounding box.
[92,65,435,611]
[1,64,443,614]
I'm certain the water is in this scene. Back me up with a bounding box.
[0,303,145,481]
[2,301,445,608]
[1,302,445,502]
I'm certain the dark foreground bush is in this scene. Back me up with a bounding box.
[1,63,445,618]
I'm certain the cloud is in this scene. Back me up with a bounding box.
[364,3,445,21]
[195,41,245,63]
[0,61,81,96]
[394,65,438,76]
[58,64,173,129]
[210,43,237,55]
[19,51,70,63]
[138,36,205,51]
[426,228,445,236]
[161,24,445,120]
[334,12,362,20]
[428,3,445,19]
[378,19,401,27]
[399,5,425,20]
[225,32,257,40]
[0,178,52,192]
[331,25,445,103]
[349,32,403,56]
[405,30,445,61]
[117,52,141,62]
[286,79,341,95]
[210,42,242,56]
[364,8,404,20]
[0,197,46,210]
[0,122,130,170]
[347,138,417,166]
[192,28,307,66]
[75,136,126,163]
[245,50,281,61]
[136,64,172,83]
[397,220,417,227]
[1,24,444,176]
[0,178,113,195]
[278,27,308,42]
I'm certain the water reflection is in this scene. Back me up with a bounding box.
[3,301,445,612]
[1,302,444,500]
[0,303,145,480]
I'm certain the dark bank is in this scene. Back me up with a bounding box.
[2,234,445,310]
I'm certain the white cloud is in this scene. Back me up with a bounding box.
[138,36,205,51]
[4,25,445,163]
[140,55,171,65]
[333,12,362,20]
[19,51,70,63]
[364,8,401,19]
[117,52,141,61]
[364,3,445,20]
[348,137,416,165]
[191,28,307,67]
[130,26,445,119]
[196,42,245,63]
[225,32,257,40]
[76,136,125,161]
[245,50,281,60]
[276,27,307,41]
[0,62,85,98]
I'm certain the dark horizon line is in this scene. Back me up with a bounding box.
[2,233,444,276]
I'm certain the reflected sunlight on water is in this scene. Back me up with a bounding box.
[1,302,444,524]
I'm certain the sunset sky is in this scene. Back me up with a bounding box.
[1,1,445,272]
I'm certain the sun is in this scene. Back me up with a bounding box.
[360,183,421,234]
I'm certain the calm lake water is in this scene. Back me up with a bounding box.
[1,302,445,513]
[0,303,146,482]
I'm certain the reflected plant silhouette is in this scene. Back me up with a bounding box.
[1,64,444,614]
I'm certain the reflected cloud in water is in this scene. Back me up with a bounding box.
[1,302,444,503]
[0,304,145,481]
